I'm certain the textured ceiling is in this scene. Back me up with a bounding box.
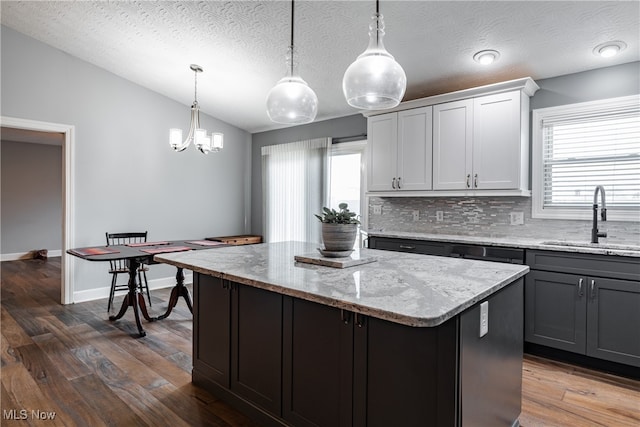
[1,1,638,133]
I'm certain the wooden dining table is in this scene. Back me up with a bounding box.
[67,240,229,337]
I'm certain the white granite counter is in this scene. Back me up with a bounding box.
[155,241,528,327]
[367,230,640,257]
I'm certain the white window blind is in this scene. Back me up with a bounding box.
[534,95,640,220]
[261,138,331,244]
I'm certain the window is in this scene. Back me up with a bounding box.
[329,140,366,247]
[532,95,640,221]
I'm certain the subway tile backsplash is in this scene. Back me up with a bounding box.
[367,197,640,244]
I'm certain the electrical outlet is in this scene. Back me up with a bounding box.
[480,301,489,337]
[412,210,420,221]
[436,211,444,222]
[373,205,382,215]
[510,212,524,225]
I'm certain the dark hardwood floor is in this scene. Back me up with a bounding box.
[1,258,639,426]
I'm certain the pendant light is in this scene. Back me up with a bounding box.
[169,64,223,154]
[266,0,318,124]
[342,0,406,110]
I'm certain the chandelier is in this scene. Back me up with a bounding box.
[342,0,406,110]
[169,64,223,154]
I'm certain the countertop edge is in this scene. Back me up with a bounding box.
[367,231,640,257]
[155,251,529,327]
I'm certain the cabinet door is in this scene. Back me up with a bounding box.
[230,282,283,416]
[282,297,353,427]
[524,271,587,353]
[433,99,473,190]
[367,113,397,191]
[353,315,458,427]
[473,90,522,189]
[587,277,640,367]
[397,106,433,191]
[193,274,231,387]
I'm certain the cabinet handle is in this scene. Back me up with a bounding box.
[466,174,471,188]
[399,245,416,250]
[474,173,478,188]
[355,313,366,328]
[578,278,584,297]
[340,309,351,325]
[590,279,596,300]
[392,177,396,189]
[397,177,402,189]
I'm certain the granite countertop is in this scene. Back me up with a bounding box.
[155,241,528,328]
[367,230,640,258]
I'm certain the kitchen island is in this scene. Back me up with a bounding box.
[155,241,529,427]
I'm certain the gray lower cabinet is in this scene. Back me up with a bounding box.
[525,250,640,367]
[193,274,283,418]
[194,272,524,427]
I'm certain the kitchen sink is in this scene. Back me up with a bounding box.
[540,240,640,252]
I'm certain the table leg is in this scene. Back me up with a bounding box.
[154,267,194,320]
[108,259,152,337]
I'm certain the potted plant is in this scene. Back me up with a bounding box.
[315,203,360,252]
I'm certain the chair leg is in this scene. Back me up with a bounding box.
[108,273,117,312]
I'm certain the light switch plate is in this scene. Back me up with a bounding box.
[373,205,382,215]
[480,301,489,337]
[436,211,444,222]
[412,210,420,221]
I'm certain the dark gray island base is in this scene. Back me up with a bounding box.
[155,242,528,427]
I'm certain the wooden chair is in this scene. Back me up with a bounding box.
[105,231,152,312]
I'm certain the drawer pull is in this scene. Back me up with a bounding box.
[399,245,416,250]
[474,173,478,188]
[397,177,402,189]
[590,279,596,300]
[466,174,471,188]
[392,177,396,189]
[578,278,584,297]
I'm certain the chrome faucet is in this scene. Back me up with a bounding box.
[591,185,607,243]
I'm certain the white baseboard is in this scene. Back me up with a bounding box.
[1,249,62,262]
[72,273,193,303]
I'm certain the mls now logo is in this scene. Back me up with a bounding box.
[3,409,56,420]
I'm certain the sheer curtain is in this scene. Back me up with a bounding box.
[262,138,331,244]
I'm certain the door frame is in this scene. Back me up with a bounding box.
[1,116,75,304]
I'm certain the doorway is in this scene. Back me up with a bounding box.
[1,116,75,304]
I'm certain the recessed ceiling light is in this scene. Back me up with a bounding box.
[473,50,500,65]
[593,41,627,58]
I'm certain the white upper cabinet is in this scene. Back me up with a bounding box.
[433,90,526,191]
[367,113,398,192]
[472,91,525,190]
[366,78,537,196]
[367,106,433,192]
[433,99,473,190]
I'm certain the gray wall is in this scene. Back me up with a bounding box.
[250,114,367,236]
[1,141,63,255]
[531,61,640,110]
[1,25,252,293]
[368,61,640,242]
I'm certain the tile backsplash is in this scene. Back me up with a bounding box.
[367,197,640,244]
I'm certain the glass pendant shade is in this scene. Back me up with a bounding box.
[343,12,406,110]
[266,57,318,125]
[211,132,224,152]
[267,1,318,124]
